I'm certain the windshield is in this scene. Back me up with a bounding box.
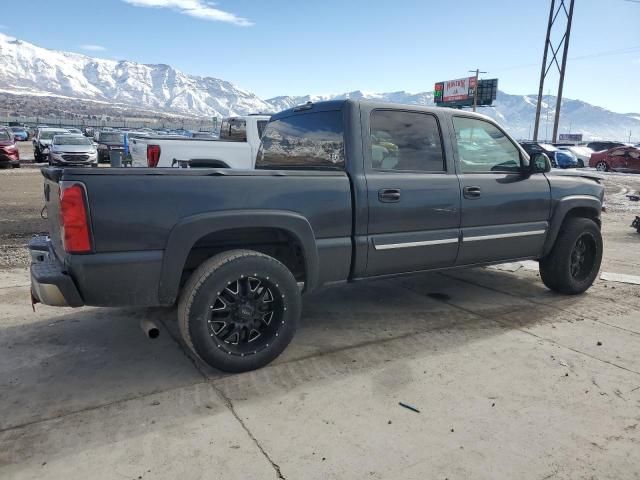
[40,130,68,140]
[53,135,92,146]
[0,130,12,141]
[10,127,25,132]
[100,133,124,143]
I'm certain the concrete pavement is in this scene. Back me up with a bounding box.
[2,266,639,479]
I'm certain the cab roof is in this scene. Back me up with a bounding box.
[270,99,495,123]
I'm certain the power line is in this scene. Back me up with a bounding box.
[493,45,640,73]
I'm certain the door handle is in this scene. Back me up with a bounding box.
[378,188,401,203]
[463,186,481,199]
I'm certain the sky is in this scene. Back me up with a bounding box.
[2,0,639,113]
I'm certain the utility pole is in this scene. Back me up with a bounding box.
[468,69,487,112]
[551,0,575,143]
[533,0,575,142]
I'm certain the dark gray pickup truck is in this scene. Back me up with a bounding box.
[30,100,604,372]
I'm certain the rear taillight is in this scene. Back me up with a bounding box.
[59,183,91,253]
[147,145,161,167]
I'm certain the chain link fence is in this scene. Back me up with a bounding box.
[0,115,217,132]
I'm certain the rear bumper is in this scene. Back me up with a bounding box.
[30,235,165,307]
[0,153,19,165]
[29,236,84,307]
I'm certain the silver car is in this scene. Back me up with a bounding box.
[49,134,98,167]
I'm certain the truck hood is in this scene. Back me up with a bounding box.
[546,169,604,183]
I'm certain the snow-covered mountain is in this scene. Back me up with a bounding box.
[1,33,639,141]
[0,33,272,118]
[267,91,640,141]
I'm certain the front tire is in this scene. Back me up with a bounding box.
[178,249,301,373]
[540,217,602,295]
[595,161,609,172]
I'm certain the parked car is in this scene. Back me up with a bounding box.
[586,141,626,152]
[95,131,125,163]
[0,128,20,168]
[555,145,593,167]
[30,100,605,373]
[9,126,29,141]
[589,146,640,173]
[82,127,95,138]
[48,134,98,167]
[519,142,579,168]
[33,128,69,162]
[129,115,270,168]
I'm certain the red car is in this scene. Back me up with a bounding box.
[0,128,20,169]
[589,146,640,173]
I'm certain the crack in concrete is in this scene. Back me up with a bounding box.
[0,380,208,434]
[158,312,286,479]
[213,385,286,480]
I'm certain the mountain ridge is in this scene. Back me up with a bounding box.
[1,33,638,141]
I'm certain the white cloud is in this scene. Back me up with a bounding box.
[80,44,107,52]
[122,0,252,26]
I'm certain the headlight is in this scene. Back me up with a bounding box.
[50,152,63,159]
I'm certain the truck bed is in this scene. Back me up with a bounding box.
[41,167,353,306]
[129,137,253,168]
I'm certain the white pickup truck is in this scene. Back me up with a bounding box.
[129,115,270,168]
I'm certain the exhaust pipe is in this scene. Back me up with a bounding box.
[140,318,160,339]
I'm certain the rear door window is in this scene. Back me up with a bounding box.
[369,110,445,172]
[256,111,345,169]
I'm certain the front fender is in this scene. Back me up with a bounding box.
[542,195,602,256]
[158,209,319,304]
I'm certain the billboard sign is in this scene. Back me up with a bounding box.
[434,78,498,108]
[442,77,476,103]
[558,133,583,142]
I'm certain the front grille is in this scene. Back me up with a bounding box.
[62,154,90,161]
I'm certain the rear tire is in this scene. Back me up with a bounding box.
[178,249,301,373]
[540,217,602,295]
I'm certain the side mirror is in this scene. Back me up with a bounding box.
[531,152,551,173]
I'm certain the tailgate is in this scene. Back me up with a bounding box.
[41,168,65,258]
[129,137,149,167]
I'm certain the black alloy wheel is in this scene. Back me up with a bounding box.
[208,275,284,356]
[539,217,602,295]
[178,250,301,372]
[569,233,597,281]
